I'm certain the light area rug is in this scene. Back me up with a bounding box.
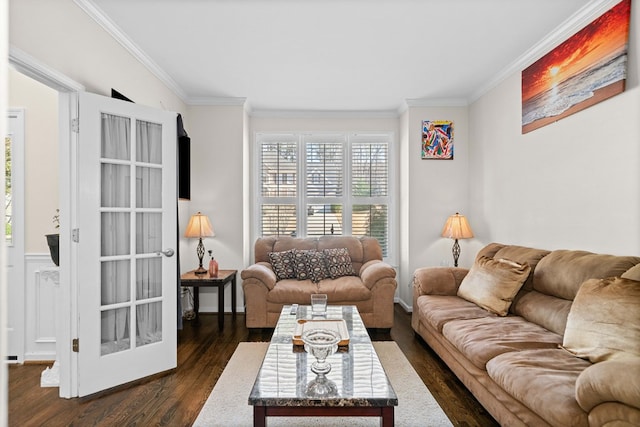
[194,342,453,426]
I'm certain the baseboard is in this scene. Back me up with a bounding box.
[396,298,412,313]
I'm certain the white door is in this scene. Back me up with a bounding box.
[6,109,25,363]
[77,92,177,397]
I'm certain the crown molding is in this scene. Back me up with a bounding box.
[469,0,619,103]
[248,109,400,119]
[74,0,188,102]
[186,97,247,107]
[9,46,85,92]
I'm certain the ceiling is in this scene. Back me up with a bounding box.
[85,0,596,113]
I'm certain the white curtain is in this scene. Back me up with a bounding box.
[100,115,163,355]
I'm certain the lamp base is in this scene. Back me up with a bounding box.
[194,266,208,275]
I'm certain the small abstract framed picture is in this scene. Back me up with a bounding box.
[422,120,453,160]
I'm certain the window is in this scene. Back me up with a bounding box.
[5,136,12,244]
[256,132,393,258]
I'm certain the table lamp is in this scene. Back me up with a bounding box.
[185,211,215,274]
[441,212,474,267]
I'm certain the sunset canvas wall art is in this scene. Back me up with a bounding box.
[521,0,631,134]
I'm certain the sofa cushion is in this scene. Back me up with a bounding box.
[268,249,296,281]
[533,250,640,301]
[304,250,330,283]
[323,247,357,279]
[415,295,496,332]
[622,263,640,281]
[486,349,590,427]
[562,276,640,363]
[575,358,640,412]
[291,249,311,281]
[457,256,531,316]
[317,275,371,301]
[492,245,551,292]
[510,290,573,336]
[442,316,562,369]
[267,279,319,304]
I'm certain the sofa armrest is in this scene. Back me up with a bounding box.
[240,262,277,290]
[412,266,469,297]
[575,358,640,413]
[360,260,396,290]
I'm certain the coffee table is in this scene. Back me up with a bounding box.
[249,305,398,426]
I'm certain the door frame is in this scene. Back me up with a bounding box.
[9,46,84,398]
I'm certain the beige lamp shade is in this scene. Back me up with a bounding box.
[441,213,474,240]
[185,212,215,238]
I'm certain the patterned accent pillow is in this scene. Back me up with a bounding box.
[291,249,311,281]
[268,249,296,281]
[323,247,357,279]
[305,250,330,283]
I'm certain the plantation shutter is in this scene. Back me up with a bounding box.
[260,140,297,236]
[351,139,389,256]
[305,136,344,236]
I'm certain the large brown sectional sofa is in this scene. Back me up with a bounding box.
[242,235,397,328]
[412,242,640,427]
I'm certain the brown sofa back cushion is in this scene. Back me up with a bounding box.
[254,235,382,274]
[477,244,640,336]
[533,250,640,301]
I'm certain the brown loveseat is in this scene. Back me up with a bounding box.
[242,235,397,328]
[412,243,640,427]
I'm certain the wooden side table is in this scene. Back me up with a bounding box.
[180,269,237,330]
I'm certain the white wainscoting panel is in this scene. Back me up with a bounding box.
[24,254,59,361]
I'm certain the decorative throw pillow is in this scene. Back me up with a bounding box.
[457,256,531,316]
[268,249,296,281]
[305,250,330,283]
[562,276,640,363]
[323,247,357,279]
[291,249,311,281]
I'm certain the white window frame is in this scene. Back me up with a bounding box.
[253,131,397,264]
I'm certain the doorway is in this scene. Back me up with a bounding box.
[7,67,60,364]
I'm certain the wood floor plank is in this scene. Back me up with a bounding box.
[8,305,498,426]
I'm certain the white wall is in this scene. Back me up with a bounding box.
[9,0,185,114]
[468,1,640,256]
[183,105,246,312]
[398,106,474,306]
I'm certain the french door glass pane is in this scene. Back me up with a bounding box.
[136,166,162,208]
[101,307,130,356]
[101,213,131,256]
[101,164,131,207]
[137,258,162,299]
[136,120,162,164]
[101,260,131,305]
[136,302,162,347]
[101,114,130,160]
[136,213,162,254]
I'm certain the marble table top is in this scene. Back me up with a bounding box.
[249,305,398,408]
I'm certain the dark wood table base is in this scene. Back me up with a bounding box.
[253,405,394,427]
[180,269,237,330]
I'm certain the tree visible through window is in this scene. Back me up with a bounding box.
[256,133,392,258]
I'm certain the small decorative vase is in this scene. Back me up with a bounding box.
[301,328,340,375]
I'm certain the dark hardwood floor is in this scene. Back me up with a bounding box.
[9,305,498,426]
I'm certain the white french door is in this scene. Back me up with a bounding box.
[77,92,177,397]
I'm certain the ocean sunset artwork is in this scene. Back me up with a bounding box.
[522,0,631,133]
